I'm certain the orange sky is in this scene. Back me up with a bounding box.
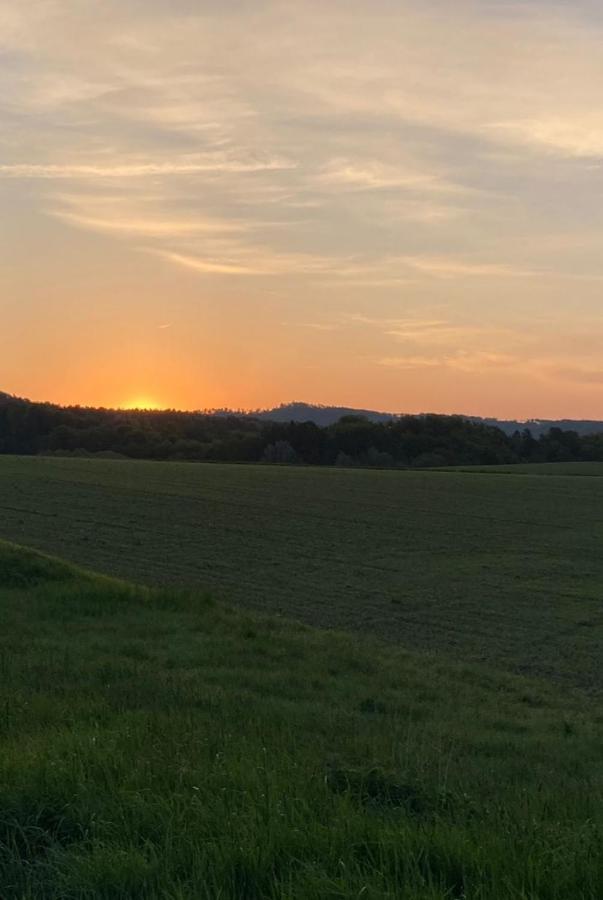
[2,1,603,419]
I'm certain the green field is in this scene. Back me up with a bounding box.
[441,461,603,476]
[0,456,602,691]
[1,541,603,899]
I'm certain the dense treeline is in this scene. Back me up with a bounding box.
[1,394,603,467]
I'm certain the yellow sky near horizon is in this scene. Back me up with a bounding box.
[2,0,603,419]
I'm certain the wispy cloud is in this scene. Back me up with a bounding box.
[151,247,335,277]
[0,157,295,179]
[49,210,246,238]
[152,250,263,276]
[485,116,603,160]
[400,257,537,279]
[379,352,603,387]
[4,0,603,414]
[292,322,339,332]
[380,351,518,373]
[317,158,464,193]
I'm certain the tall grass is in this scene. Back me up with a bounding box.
[1,542,602,898]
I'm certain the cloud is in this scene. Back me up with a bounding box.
[151,247,335,277]
[400,257,537,279]
[4,0,603,414]
[151,250,266,276]
[379,349,603,386]
[485,118,603,159]
[49,210,245,238]
[317,158,463,193]
[5,1,603,164]
[319,257,537,284]
[283,3,603,162]
[379,351,518,373]
[0,158,295,179]
[293,322,339,332]
[385,321,489,343]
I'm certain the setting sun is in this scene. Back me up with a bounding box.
[3,1,603,420]
[119,397,163,411]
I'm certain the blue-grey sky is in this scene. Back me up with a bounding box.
[1,0,602,416]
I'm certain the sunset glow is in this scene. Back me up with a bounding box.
[119,398,163,412]
[2,1,603,418]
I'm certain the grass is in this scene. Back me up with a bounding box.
[439,462,603,476]
[0,456,602,691]
[1,540,603,898]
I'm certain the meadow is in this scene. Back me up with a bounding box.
[442,461,603,476]
[0,456,602,690]
[1,540,602,899]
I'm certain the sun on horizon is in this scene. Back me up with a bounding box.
[119,396,164,412]
[4,1,603,422]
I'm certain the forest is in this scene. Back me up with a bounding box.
[1,393,602,467]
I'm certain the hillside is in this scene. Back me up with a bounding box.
[257,401,395,426]
[259,402,603,436]
[1,540,602,898]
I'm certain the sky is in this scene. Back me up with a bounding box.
[1,0,603,418]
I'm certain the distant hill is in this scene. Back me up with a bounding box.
[256,402,394,427]
[258,402,603,437]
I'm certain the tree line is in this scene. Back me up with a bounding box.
[1,394,603,467]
